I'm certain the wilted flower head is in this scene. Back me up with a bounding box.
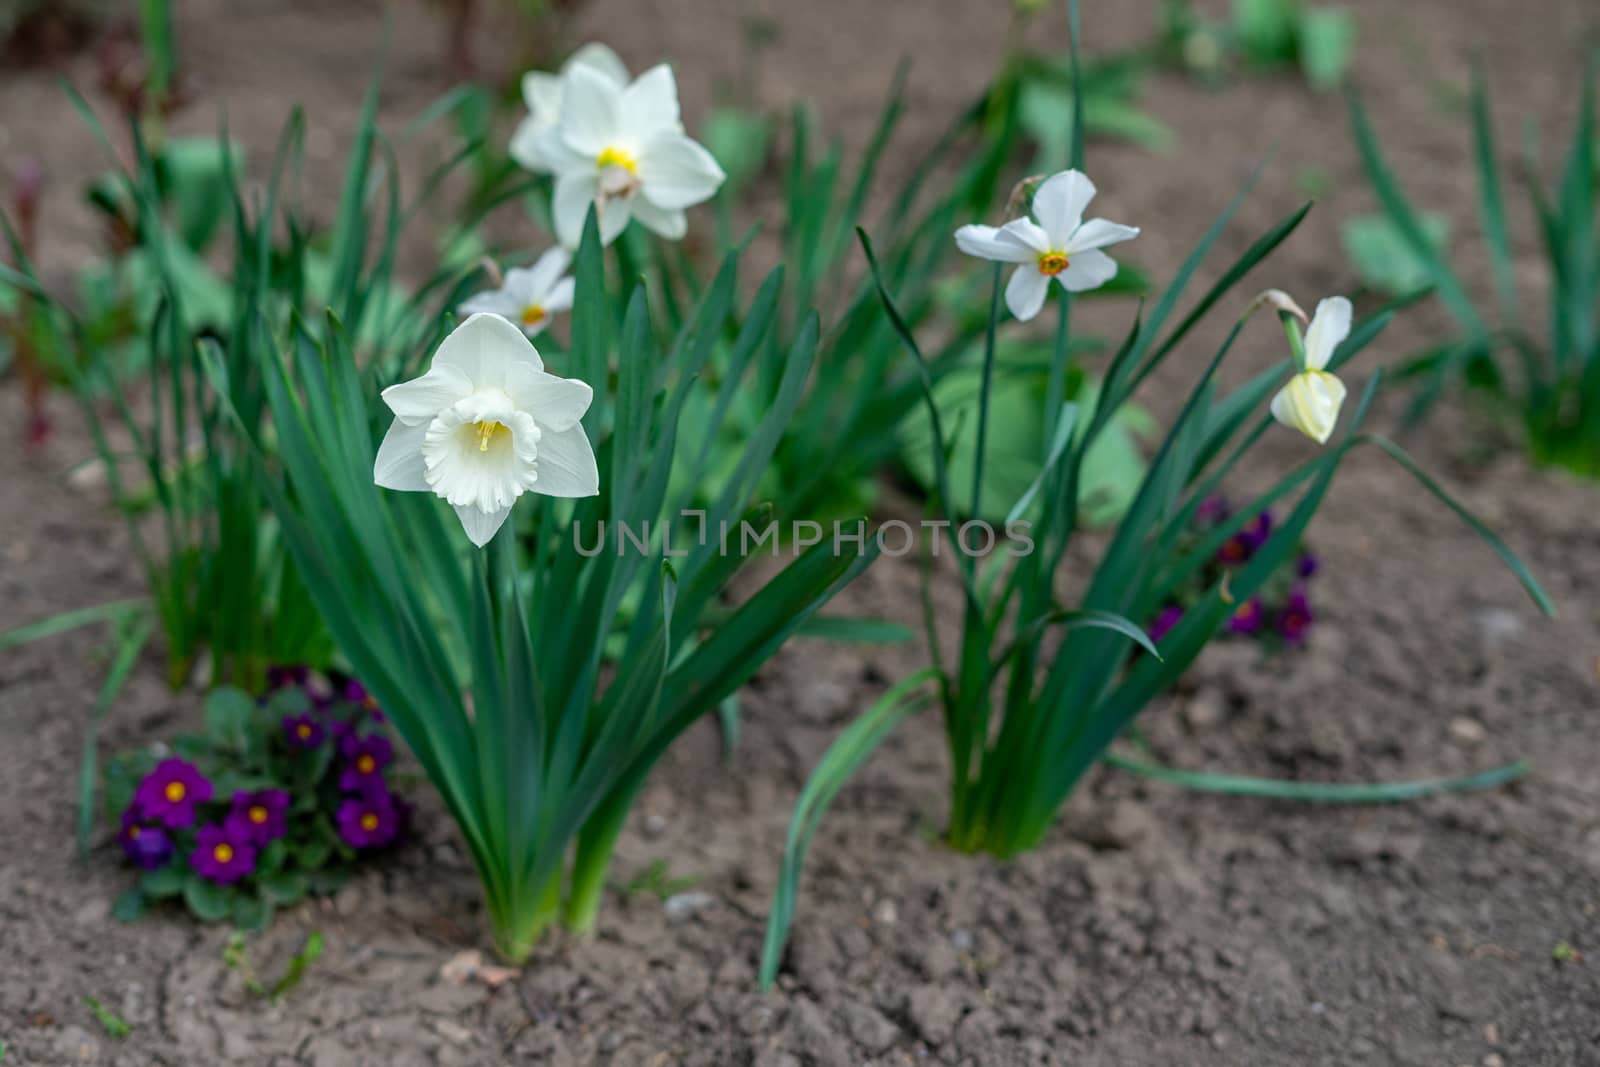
[374,314,600,547]
[954,169,1139,321]
[190,823,257,884]
[226,789,290,846]
[134,759,213,828]
[1271,296,1351,445]
[117,810,174,870]
[458,248,575,338]
[282,713,324,750]
[1226,597,1265,635]
[338,734,394,792]
[527,58,726,247]
[510,43,630,174]
[337,790,401,849]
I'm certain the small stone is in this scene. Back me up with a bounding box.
[1449,717,1487,745]
[840,1001,900,1054]
[906,984,964,1046]
[1483,1056,1504,1067]
[642,814,668,838]
[333,884,364,916]
[52,1025,99,1063]
[662,891,715,923]
[872,899,898,925]
[1473,608,1522,647]
[950,927,975,953]
[1183,687,1226,729]
[433,1019,474,1045]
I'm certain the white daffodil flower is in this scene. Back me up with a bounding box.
[510,43,631,174]
[530,62,725,248]
[374,313,599,547]
[953,169,1140,322]
[1270,296,1351,445]
[458,248,575,338]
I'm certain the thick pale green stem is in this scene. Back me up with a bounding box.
[563,784,638,934]
[488,869,562,965]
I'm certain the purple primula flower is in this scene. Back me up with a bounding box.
[1279,588,1314,643]
[117,810,174,870]
[1239,510,1274,550]
[1226,597,1265,635]
[1296,552,1319,579]
[1149,604,1185,643]
[226,789,290,845]
[282,713,324,750]
[1217,534,1251,566]
[266,664,310,690]
[1195,494,1231,524]
[339,677,381,712]
[190,823,258,884]
[338,733,393,791]
[336,790,400,849]
[134,758,213,828]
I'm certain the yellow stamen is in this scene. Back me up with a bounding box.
[1037,251,1070,276]
[213,843,234,864]
[248,806,268,824]
[521,304,546,328]
[360,813,380,832]
[356,754,376,775]
[296,723,313,740]
[474,420,506,452]
[163,781,186,803]
[596,146,638,174]
[128,825,141,839]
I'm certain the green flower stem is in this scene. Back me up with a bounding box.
[563,785,635,935]
[1281,311,1308,373]
[488,870,562,965]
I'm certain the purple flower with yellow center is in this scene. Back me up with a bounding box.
[1279,588,1314,643]
[133,758,213,828]
[226,789,290,845]
[283,713,324,750]
[1149,604,1185,643]
[190,823,257,884]
[117,810,174,870]
[338,733,393,792]
[1297,552,1319,579]
[1226,596,1265,635]
[336,790,400,849]
[339,677,380,713]
[1240,510,1274,550]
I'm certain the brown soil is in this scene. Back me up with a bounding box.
[3,0,1599,1064]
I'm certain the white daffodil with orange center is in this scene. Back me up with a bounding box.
[510,43,630,175]
[954,169,1140,321]
[374,314,599,547]
[1271,296,1351,445]
[529,61,725,247]
[458,247,575,338]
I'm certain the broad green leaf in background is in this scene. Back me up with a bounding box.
[1342,212,1449,296]
[1297,7,1356,91]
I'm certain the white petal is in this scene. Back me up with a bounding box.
[524,246,572,300]
[381,363,473,425]
[499,267,541,304]
[509,115,551,173]
[620,64,683,144]
[1304,296,1353,371]
[631,197,688,240]
[453,503,514,547]
[507,365,593,432]
[1057,248,1118,292]
[457,290,521,321]
[635,131,725,210]
[1270,370,1347,445]
[553,173,601,249]
[519,72,563,122]
[1065,217,1140,254]
[998,217,1052,254]
[567,42,629,87]
[558,64,622,156]
[1004,265,1051,321]
[954,223,1036,264]
[527,125,590,175]
[1032,169,1096,243]
[432,313,544,388]
[373,419,429,491]
[542,276,576,314]
[532,424,600,497]
[596,195,634,245]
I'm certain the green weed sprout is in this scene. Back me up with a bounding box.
[1349,58,1600,476]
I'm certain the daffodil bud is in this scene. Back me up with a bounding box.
[1270,369,1348,445]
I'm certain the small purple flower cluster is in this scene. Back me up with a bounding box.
[1148,495,1320,649]
[111,668,408,924]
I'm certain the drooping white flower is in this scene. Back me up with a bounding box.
[510,43,631,174]
[458,248,575,338]
[953,169,1140,321]
[529,61,725,247]
[1270,296,1351,445]
[374,313,599,546]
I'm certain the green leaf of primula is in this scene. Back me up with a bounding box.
[204,687,257,751]
[1297,7,1356,91]
[182,875,233,922]
[231,893,274,933]
[1342,213,1450,296]
[260,871,309,906]
[111,887,146,922]
[141,864,185,898]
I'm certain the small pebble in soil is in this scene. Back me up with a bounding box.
[872,898,897,925]
[662,891,715,923]
[1449,717,1487,745]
